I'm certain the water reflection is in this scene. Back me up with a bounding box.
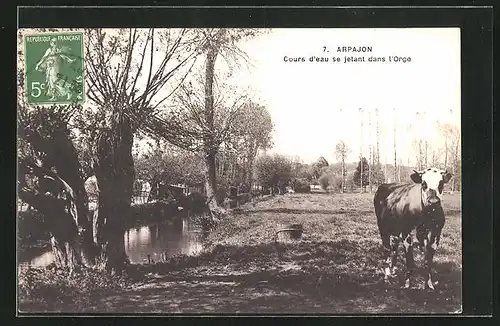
[124,217,204,264]
[20,217,205,268]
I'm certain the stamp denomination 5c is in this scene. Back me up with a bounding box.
[24,32,85,105]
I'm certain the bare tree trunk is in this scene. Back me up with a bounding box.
[424,111,428,168]
[359,108,364,193]
[93,113,134,273]
[341,155,345,194]
[18,163,90,270]
[384,155,387,183]
[368,109,372,193]
[424,140,428,168]
[393,108,398,183]
[19,187,84,269]
[52,140,95,266]
[203,150,218,210]
[203,44,220,212]
[20,116,96,269]
[452,138,459,193]
[375,108,380,165]
[246,148,256,191]
[444,133,448,170]
[417,139,422,171]
[398,158,402,183]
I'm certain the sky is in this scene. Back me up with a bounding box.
[228,28,461,165]
[18,28,461,166]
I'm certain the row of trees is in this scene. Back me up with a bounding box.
[352,108,461,193]
[17,28,272,272]
[133,140,459,202]
[251,154,385,195]
[252,150,460,196]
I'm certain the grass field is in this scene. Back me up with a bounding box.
[20,192,462,314]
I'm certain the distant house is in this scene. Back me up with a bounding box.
[161,182,205,199]
[188,182,205,195]
[133,179,151,204]
[310,184,322,191]
[167,184,186,198]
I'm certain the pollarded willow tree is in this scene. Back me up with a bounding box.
[84,28,205,272]
[18,105,98,268]
[17,28,99,269]
[18,28,204,272]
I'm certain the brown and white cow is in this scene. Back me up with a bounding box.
[373,168,453,289]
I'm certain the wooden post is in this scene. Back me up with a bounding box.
[393,108,397,183]
[424,110,428,168]
[375,108,380,165]
[339,108,345,194]
[359,108,364,193]
[368,109,372,193]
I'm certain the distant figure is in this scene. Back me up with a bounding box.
[141,181,152,203]
[84,175,99,202]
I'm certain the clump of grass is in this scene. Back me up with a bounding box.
[18,264,131,312]
[190,213,219,232]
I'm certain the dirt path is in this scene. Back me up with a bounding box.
[85,193,462,314]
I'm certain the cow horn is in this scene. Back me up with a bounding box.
[440,169,448,174]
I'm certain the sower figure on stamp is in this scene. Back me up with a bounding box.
[35,37,75,101]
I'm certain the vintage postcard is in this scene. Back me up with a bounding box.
[17,27,461,314]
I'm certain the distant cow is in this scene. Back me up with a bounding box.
[373,168,453,289]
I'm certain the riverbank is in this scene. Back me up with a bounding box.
[18,199,188,262]
[18,192,462,314]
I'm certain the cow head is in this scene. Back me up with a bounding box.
[410,168,453,206]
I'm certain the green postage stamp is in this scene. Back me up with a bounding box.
[24,31,85,105]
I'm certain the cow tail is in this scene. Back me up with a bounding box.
[374,187,390,249]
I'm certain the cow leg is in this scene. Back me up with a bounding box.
[384,235,400,280]
[424,232,440,290]
[416,223,426,253]
[402,234,414,289]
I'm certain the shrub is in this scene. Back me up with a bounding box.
[293,178,311,193]
[250,188,262,198]
[18,209,50,246]
[184,192,209,215]
[190,213,217,232]
[128,200,180,225]
[237,193,251,205]
[18,265,130,311]
[330,175,343,192]
[216,181,230,205]
[318,174,330,191]
[261,187,271,195]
